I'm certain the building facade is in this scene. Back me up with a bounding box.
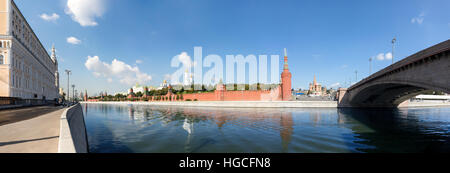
[308,75,327,96]
[0,0,59,100]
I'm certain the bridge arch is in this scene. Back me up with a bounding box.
[338,39,450,108]
[346,80,447,107]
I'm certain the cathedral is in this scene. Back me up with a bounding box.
[308,75,327,96]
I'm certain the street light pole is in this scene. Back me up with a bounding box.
[392,37,396,64]
[65,70,71,102]
[369,57,373,75]
[355,70,358,82]
[72,85,75,102]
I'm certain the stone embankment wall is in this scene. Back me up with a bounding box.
[58,103,88,153]
[82,101,338,108]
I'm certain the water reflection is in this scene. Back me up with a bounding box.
[338,108,450,153]
[83,103,450,153]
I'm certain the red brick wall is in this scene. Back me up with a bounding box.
[157,85,282,102]
[183,92,217,101]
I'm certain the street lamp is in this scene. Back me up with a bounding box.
[65,69,71,102]
[72,84,75,102]
[369,57,373,75]
[392,37,397,64]
[355,70,358,82]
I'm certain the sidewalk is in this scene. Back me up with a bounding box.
[0,108,65,153]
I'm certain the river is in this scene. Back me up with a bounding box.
[82,103,450,153]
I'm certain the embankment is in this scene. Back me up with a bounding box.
[58,103,88,153]
[81,101,338,108]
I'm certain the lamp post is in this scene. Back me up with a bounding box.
[72,85,75,103]
[369,57,373,75]
[392,37,397,64]
[355,70,358,82]
[65,70,71,102]
[75,90,78,102]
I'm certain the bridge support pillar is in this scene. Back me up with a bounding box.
[337,88,352,107]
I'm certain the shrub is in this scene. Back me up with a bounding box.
[185,99,192,101]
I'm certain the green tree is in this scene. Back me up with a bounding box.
[136,92,143,98]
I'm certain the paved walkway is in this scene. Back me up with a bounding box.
[0,107,65,153]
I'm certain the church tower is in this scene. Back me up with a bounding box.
[84,90,88,101]
[281,48,292,101]
[51,44,60,98]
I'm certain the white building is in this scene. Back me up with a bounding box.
[184,68,193,86]
[0,0,59,100]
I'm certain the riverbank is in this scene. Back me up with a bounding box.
[81,100,450,108]
[58,104,88,153]
[399,101,450,108]
[81,101,338,108]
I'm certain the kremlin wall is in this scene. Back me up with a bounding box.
[88,49,293,102]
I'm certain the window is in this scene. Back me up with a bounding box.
[0,55,4,64]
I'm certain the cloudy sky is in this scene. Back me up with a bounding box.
[14,0,450,95]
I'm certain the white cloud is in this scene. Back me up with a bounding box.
[40,13,60,22]
[85,56,152,86]
[66,36,81,45]
[376,53,385,61]
[411,12,425,25]
[330,83,341,88]
[374,52,393,61]
[385,52,393,60]
[135,60,143,64]
[66,0,106,27]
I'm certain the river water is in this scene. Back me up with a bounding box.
[82,103,450,153]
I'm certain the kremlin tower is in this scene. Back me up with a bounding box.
[281,48,292,101]
[51,45,60,99]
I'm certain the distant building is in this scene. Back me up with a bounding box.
[131,83,145,94]
[59,88,65,97]
[308,75,325,96]
[0,0,59,100]
[184,68,193,86]
[412,95,450,102]
[84,90,88,101]
[156,80,168,90]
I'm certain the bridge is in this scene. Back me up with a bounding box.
[338,39,450,108]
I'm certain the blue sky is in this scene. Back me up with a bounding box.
[14,0,450,95]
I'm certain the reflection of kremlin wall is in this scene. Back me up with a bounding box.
[147,49,292,102]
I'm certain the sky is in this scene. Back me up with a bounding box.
[13,0,450,96]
